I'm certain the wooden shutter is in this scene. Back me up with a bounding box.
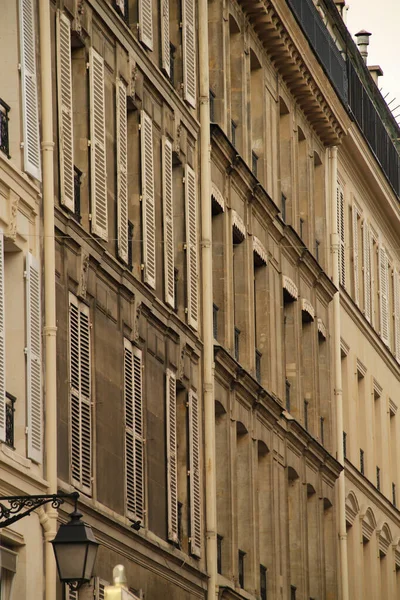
[19,0,41,180]
[162,137,174,307]
[188,389,201,557]
[26,253,42,463]
[140,111,156,289]
[352,206,359,306]
[394,270,400,362]
[69,294,92,495]
[66,588,79,600]
[185,164,199,330]
[95,578,109,600]
[89,48,108,240]
[0,231,5,443]
[116,80,129,263]
[337,185,345,288]
[139,0,153,50]
[182,0,196,108]
[124,340,144,522]
[166,369,178,542]
[363,220,371,323]
[379,246,390,346]
[57,11,75,211]
[161,0,170,75]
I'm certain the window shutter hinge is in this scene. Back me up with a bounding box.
[183,243,187,250]
[23,270,27,278]
[18,63,21,71]
[89,213,92,221]
[184,307,188,314]
[86,62,90,70]
[88,140,91,147]
[140,264,145,271]
[20,142,24,149]
[25,427,28,435]
[182,177,185,184]
[138,123,142,130]
[24,347,28,355]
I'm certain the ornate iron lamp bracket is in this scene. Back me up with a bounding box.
[0,492,79,528]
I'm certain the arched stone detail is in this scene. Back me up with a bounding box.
[317,317,327,339]
[232,210,246,242]
[301,298,315,321]
[378,522,392,556]
[360,506,377,542]
[282,275,298,301]
[345,491,359,527]
[253,236,267,265]
[211,182,225,212]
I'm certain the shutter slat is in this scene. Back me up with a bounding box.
[19,0,41,180]
[189,390,201,557]
[57,12,75,211]
[363,220,371,323]
[161,0,170,75]
[185,165,198,330]
[352,206,359,306]
[394,270,400,362]
[133,347,144,521]
[116,80,129,263]
[95,578,109,600]
[182,0,196,108]
[139,0,153,50]
[26,253,42,463]
[0,231,5,443]
[166,369,178,542]
[89,48,108,240]
[140,111,156,289]
[162,137,175,307]
[379,246,390,346]
[337,185,346,288]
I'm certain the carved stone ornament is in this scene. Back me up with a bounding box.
[301,298,315,321]
[211,183,225,212]
[77,249,90,300]
[8,191,19,242]
[282,275,298,301]
[317,317,327,339]
[253,236,267,266]
[177,344,185,382]
[131,63,138,98]
[134,301,141,342]
[174,122,182,155]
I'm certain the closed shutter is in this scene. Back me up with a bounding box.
[66,588,79,600]
[69,294,92,495]
[337,185,345,288]
[161,0,170,75]
[95,578,109,600]
[0,231,5,443]
[182,0,196,108]
[379,246,390,346]
[19,0,41,180]
[57,11,75,211]
[394,270,400,362]
[138,0,153,50]
[116,80,129,263]
[188,389,201,557]
[162,137,174,307]
[166,369,178,542]
[140,111,156,289]
[363,220,371,323]
[352,206,359,306]
[89,48,108,240]
[124,340,144,522]
[185,164,199,330]
[26,253,42,463]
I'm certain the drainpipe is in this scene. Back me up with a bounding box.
[330,146,349,600]
[198,2,217,600]
[38,1,58,600]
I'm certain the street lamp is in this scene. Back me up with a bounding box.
[0,492,99,589]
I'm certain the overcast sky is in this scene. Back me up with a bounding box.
[345,0,400,125]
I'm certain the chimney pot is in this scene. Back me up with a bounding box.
[368,65,384,85]
[355,30,372,63]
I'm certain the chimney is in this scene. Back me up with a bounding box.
[355,30,372,63]
[368,65,383,85]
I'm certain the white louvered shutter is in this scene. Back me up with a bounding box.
[57,12,75,212]
[89,48,108,240]
[66,588,79,600]
[363,220,371,323]
[166,369,178,542]
[139,0,153,50]
[162,137,175,307]
[337,185,345,288]
[140,111,156,289]
[182,0,196,108]
[379,246,390,346]
[95,579,109,600]
[69,294,92,495]
[185,165,199,330]
[116,80,129,263]
[26,253,42,463]
[0,232,5,443]
[394,270,400,362]
[188,389,201,557]
[19,0,41,180]
[124,340,144,522]
[352,206,359,306]
[161,0,170,75]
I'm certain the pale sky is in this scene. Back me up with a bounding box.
[346,0,400,125]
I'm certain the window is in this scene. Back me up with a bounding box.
[162,137,175,307]
[217,535,223,574]
[255,350,262,383]
[376,466,381,491]
[286,379,291,412]
[124,340,144,523]
[185,164,199,330]
[281,193,286,222]
[139,0,154,49]
[169,43,176,86]
[291,586,297,600]
[231,120,237,147]
[234,327,240,361]
[360,448,365,475]
[182,0,196,108]
[116,80,129,264]
[238,550,245,588]
[5,393,15,449]
[315,239,320,262]
[114,0,128,20]
[0,99,10,158]
[213,304,219,339]
[166,369,178,542]
[0,545,17,600]
[300,218,305,240]
[69,294,92,495]
[260,565,267,600]
[73,167,82,221]
[393,483,396,507]
[140,110,156,288]
[252,151,258,177]
[188,390,201,557]
[304,400,309,430]
[337,184,346,287]
[209,89,216,122]
[128,221,134,271]
[343,431,347,458]
[320,416,324,445]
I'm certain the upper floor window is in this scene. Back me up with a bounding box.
[252,151,258,177]
[209,89,216,122]
[0,99,10,158]
[114,0,128,21]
